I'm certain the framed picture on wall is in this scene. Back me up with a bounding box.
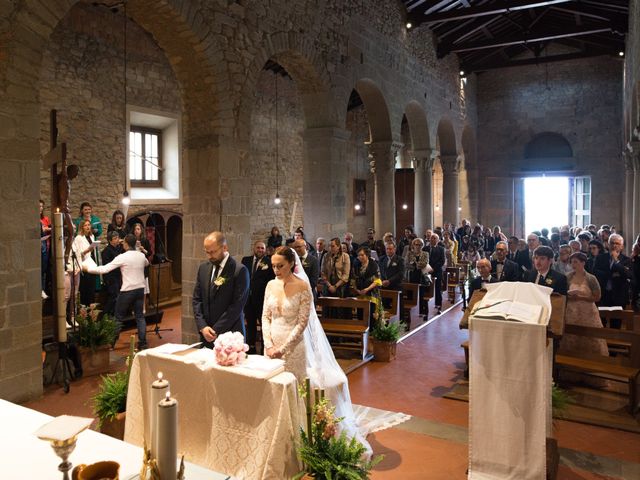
[354,179,366,216]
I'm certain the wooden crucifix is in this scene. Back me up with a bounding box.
[43,109,78,266]
[43,110,79,343]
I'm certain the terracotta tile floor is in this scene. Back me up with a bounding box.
[25,299,640,478]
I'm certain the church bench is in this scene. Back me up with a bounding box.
[317,297,372,360]
[401,283,422,330]
[379,289,401,325]
[556,324,640,413]
[598,309,637,356]
[445,266,461,304]
[421,280,434,317]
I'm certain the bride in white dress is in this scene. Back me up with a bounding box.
[261,246,373,453]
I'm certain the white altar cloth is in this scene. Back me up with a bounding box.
[468,282,553,480]
[0,399,229,480]
[125,347,301,480]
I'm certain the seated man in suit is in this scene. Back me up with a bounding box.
[491,241,520,282]
[523,245,568,295]
[468,258,497,302]
[379,241,405,290]
[241,240,274,353]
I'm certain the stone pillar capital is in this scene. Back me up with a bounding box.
[367,141,395,174]
[412,153,435,172]
[440,154,461,174]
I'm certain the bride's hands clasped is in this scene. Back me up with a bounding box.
[266,347,283,359]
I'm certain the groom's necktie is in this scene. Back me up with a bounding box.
[251,257,257,277]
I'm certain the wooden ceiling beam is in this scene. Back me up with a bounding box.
[440,26,615,56]
[462,51,619,73]
[409,0,573,26]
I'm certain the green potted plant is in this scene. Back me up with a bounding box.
[370,318,400,362]
[74,303,117,376]
[295,383,382,479]
[93,335,136,440]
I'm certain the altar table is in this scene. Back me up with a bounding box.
[125,348,302,480]
[0,399,229,479]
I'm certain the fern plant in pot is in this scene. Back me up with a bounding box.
[74,303,117,376]
[93,335,136,440]
[371,318,400,362]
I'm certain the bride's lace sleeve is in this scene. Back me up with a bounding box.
[278,289,311,356]
[261,283,274,350]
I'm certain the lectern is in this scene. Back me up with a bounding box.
[467,282,565,480]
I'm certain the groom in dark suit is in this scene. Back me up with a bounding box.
[241,241,274,353]
[193,231,250,348]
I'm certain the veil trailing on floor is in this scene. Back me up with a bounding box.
[289,250,371,452]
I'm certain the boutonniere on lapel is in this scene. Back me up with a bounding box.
[391,262,397,267]
[259,262,269,270]
[545,278,553,286]
[213,276,227,287]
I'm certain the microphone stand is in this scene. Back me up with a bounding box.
[145,211,172,338]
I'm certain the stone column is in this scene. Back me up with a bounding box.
[412,149,434,235]
[628,142,640,242]
[368,141,397,235]
[302,127,351,240]
[623,148,635,242]
[441,154,461,227]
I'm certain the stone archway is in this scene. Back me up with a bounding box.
[461,124,477,221]
[349,78,395,235]
[436,117,459,226]
[402,100,432,235]
[237,34,339,242]
[0,0,225,400]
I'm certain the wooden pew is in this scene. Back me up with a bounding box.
[379,289,401,324]
[421,280,434,317]
[445,266,461,303]
[598,309,638,356]
[317,297,372,360]
[556,324,640,413]
[401,283,422,330]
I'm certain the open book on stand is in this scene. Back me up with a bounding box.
[470,299,544,325]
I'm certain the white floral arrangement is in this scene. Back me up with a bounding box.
[213,331,249,366]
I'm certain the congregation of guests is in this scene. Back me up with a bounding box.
[40,200,159,348]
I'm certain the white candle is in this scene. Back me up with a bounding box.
[150,372,169,460]
[157,391,178,480]
[53,212,66,342]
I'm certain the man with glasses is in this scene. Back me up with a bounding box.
[491,241,520,282]
[192,231,250,348]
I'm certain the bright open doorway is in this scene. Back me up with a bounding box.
[524,176,569,234]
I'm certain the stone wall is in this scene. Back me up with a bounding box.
[476,55,624,236]
[39,2,183,226]
[0,0,472,401]
[248,70,304,249]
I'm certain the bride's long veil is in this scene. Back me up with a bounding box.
[290,250,372,454]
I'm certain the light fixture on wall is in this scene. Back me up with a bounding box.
[406,22,412,29]
[273,71,281,205]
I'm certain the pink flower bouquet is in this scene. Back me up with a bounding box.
[213,331,249,366]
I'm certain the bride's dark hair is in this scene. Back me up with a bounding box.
[274,246,296,272]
